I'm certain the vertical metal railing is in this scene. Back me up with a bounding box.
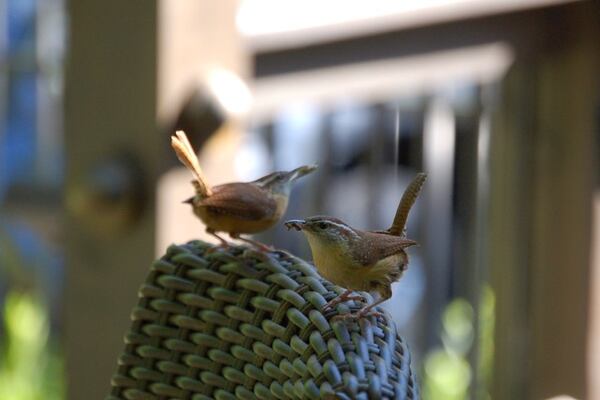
[422,96,456,350]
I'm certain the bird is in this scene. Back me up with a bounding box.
[284,172,427,319]
[171,130,317,250]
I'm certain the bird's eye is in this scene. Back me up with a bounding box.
[318,222,328,230]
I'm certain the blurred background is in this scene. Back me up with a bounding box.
[0,0,598,399]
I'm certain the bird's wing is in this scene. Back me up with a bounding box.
[351,231,416,266]
[198,183,277,220]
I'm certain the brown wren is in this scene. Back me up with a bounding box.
[285,172,427,319]
[171,130,317,250]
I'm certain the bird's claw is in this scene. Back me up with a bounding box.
[229,234,274,252]
[322,294,366,312]
[205,243,229,254]
[331,308,385,322]
[253,243,275,252]
[357,309,385,320]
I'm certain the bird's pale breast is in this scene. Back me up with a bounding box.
[195,207,278,233]
[306,235,405,292]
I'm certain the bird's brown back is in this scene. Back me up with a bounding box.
[198,182,277,221]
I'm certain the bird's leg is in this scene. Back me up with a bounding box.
[206,228,230,247]
[336,288,391,320]
[323,289,366,311]
[353,297,388,319]
[229,233,273,252]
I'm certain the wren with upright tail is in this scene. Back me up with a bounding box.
[285,173,427,319]
[172,130,317,250]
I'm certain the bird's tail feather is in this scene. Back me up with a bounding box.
[387,172,427,236]
[171,130,212,198]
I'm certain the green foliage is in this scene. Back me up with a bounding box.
[422,286,495,400]
[0,290,64,400]
[478,285,495,399]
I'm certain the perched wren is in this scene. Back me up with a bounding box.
[285,173,427,319]
[171,130,317,250]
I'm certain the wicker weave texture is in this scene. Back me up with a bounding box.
[108,241,419,400]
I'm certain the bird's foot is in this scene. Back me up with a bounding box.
[332,307,385,321]
[355,307,385,320]
[205,242,230,254]
[230,234,274,252]
[333,301,385,321]
[322,293,366,312]
[251,242,275,252]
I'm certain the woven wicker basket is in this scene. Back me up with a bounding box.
[107,240,419,400]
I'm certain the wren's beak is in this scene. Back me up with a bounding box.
[284,219,306,231]
[182,196,194,205]
[286,164,317,182]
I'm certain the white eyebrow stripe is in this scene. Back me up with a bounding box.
[324,220,360,239]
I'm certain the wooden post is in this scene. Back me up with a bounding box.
[528,6,598,398]
[64,1,158,398]
[490,3,599,398]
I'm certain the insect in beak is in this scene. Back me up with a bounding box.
[284,219,306,231]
